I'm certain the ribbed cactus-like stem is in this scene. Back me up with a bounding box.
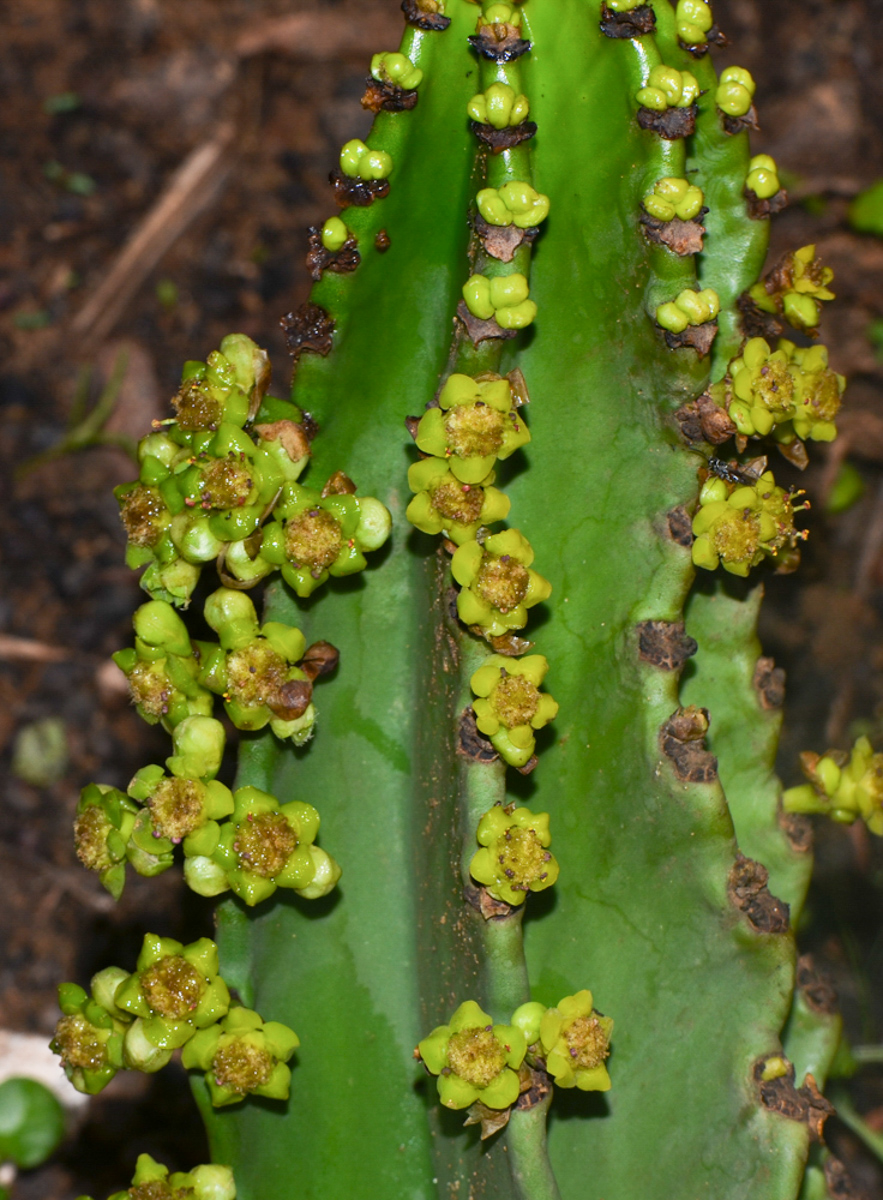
[67,3,850,1198]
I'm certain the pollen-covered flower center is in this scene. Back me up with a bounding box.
[285,508,343,575]
[227,642,289,709]
[172,380,222,431]
[444,403,506,459]
[147,778,204,841]
[52,1015,106,1070]
[562,1014,610,1071]
[141,955,205,1020]
[198,456,254,509]
[475,555,530,613]
[805,371,841,421]
[752,362,793,412]
[710,508,760,563]
[446,1027,507,1087]
[212,1038,274,1094]
[120,485,169,548]
[74,806,113,872]
[234,812,297,878]
[496,826,550,890]
[127,661,173,718]
[491,673,539,728]
[429,478,485,525]
[860,758,883,808]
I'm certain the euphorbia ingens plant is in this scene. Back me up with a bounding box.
[62,3,861,1199]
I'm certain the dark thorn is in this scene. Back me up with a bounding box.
[636,103,698,140]
[456,300,518,346]
[280,304,335,362]
[745,186,788,221]
[401,0,451,31]
[474,213,540,264]
[662,320,718,356]
[796,954,839,1016]
[667,506,694,548]
[329,167,390,209]
[361,77,419,114]
[305,228,361,282]
[637,621,698,672]
[458,707,499,765]
[729,854,790,934]
[599,3,656,37]
[675,392,736,446]
[722,105,760,136]
[467,29,531,62]
[375,228,391,252]
[753,657,785,710]
[404,415,421,441]
[470,119,537,154]
[640,212,705,256]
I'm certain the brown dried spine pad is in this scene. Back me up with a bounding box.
[636,103,698,140]
[470,120,537,154]
[640,212,706,256]
[753,657,785,710]
[779,811,813,853]
[463,881,516,922]
[637,621,698,672]
[675,392,736,446]
[458,707,499,765]
[513,1063,553,1112]
[745,186,788,221]
[679,25,728,56]
[468,28,531,62]
[475,213,540,264]
[457,300,518,347]
[401,0,450,31]
[824,1157,869,1200]
[375,229,391,252]
[728,854,790,934]
[660,706,718,783]
[737,293,783,341]
[662,321,718,357]
[667,506,694,548]
[281,304,335,362]
[329,167,391,209]
[753,1060,833,1142]
[796,954,838,1015]
[361,78,419,114]
[722,105,759,136]
[305,229,361,282]
[599,4,656,37]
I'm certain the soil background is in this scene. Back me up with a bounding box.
[2,1,883,1196]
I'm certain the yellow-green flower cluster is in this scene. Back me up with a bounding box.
[643,177,704,223]
[470,804,559,905]
[656,288,720,334]
[783,737,883,836]
[535,991,613,1091]
[462,273,536,329]
[746,153,780,201]
[467,82,529,130]
[477,182,549,229]
[78,1152,236,1200]
[676,0,713,44]
[749,244,835,332]
[182,1006,300,1107]
[691,470,808,576]
[712,337,844,443]
[716,66,755,118]
[636,66,700,113]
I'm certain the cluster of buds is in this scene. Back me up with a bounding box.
[636,65,700,113]
[51,936,298,1108]
[709,337,845,445]
[415,990,612,1116]
[116,334,391,607]
[656,287,720,334]
[783,737,883,836]
[643,177,705,223]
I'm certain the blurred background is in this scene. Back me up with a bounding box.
[1,0,883,1195]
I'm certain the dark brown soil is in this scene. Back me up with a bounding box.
[2,1,883,1196]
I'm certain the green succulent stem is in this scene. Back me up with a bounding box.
[506,1094,562,1200]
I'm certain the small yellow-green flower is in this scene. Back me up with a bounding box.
[716,66,755,118]
[93,1153,237,1200]
[462,273,537,330]
[467,83,529,130]
[452,529,551,637]
[73,784,142,900]
[691,471,807,576]
[749,244,835,332]
[470,655,558,767]
[722,337,797,438]
[182,1006,300,1107]
[783,736,883,836]
[779,339,845,442]
[636,65,700,113]
[51,983,128,1095]
[470,805,559,906]
[416,1000,526,1110]
[539,991,613,1091]
[476,182,549,229]
[414,373,530,484]
[189,786,340,907]
[406,459,510,545]
[643,177,704,223]
[113,934,231,1057]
